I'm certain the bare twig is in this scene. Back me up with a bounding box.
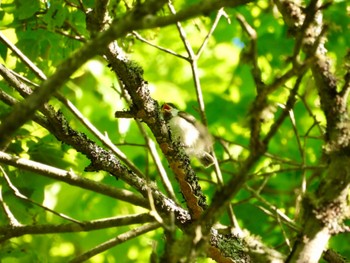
[196,8,230,58]
[144,130,177,201]
[69,222,161,263]
[246,185,300,232]
[168,1,208,125]
[0,32,47,80]
[132,31,188,60]
[0,213,153,243]
[114,110,135,118]
[0,166,82,224]
[0,179,22,227]
[236,13,262,90]
[35,24,86,42]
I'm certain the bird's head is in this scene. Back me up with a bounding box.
[161,103,179,121]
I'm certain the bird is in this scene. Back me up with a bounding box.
[161,103,214,167]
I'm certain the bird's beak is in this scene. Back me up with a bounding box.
[161,103,174,120]
[161,103,172,113]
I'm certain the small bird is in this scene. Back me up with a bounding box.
[161,103,214,167]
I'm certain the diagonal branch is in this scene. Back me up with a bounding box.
[69,222,161,263]
[0,32,47,80]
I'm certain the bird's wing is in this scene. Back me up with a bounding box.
[178,111,213,148]
[178,111,197,124]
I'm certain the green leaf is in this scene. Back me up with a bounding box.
[16,0,41,20]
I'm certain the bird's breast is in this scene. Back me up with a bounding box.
[168,116,200,147]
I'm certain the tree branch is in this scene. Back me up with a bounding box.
[0,151,148,208]
[69,222,161,263]
[0,32,47,80]
[0,213,153,242]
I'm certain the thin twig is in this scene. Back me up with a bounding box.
[147,136,177,201]
[132,31,188,60]
[35,24,86,42]
[200,75,304,232]
[276,211,292,251]
[0,166,82,224]
[0,213,153,243]
[284,104,307,219]
[247,186,300,232]
[0,32,47,80]
[236,13,262,90]
[0,178,22,227]
[263,75,303,145]
[196,8,229,58]
[168,1,208,125]
[69,222,161,263]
